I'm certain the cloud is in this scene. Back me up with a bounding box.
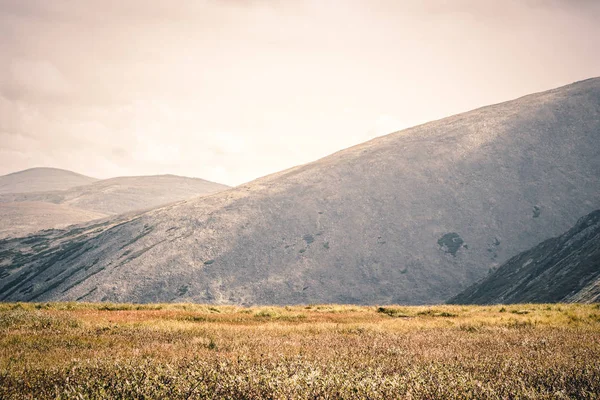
[0,1,599,185]
[372,115,407,137]
[4,59,72,100]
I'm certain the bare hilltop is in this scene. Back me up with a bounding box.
[0,167,97,194]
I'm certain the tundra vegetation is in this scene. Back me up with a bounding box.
[0,303,599,399]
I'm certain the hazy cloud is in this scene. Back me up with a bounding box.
[0,0,599,185]
[6,59,72,100]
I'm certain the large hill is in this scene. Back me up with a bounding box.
[1,78,599,304]
[0,167,97,194]
[448,210,600,304]
[0,174,230,238]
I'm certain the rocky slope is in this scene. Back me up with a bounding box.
[448,210,600,304]
[0,168,97,194]
[1,78,599,304]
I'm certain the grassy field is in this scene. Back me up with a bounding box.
[0,303,599,399]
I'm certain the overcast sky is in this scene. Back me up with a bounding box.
[1,0,599,185]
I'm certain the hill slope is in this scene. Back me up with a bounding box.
[0,168,97,194]
[1,78,599,304]
[448,210,600,304]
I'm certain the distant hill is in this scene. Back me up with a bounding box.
[0,78,599,304]
[0,202,108,239]
[0,174,230,238]
[0,175,230,215]
[0,168,97,194]
[448,210,600,304]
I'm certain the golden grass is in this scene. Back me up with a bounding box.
[1,303,599,399]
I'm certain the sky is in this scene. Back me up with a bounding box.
[0,0,599,186]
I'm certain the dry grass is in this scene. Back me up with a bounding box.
[0,303,599,399]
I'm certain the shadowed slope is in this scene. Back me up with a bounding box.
[448,210,600,304]
[1,78,599,304]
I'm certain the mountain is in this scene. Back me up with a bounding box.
[0,167,97,194]
[1,78,599,304]
[448,210,600,304]
[0,175,231,215]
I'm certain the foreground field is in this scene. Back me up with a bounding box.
[0,303,599,399]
